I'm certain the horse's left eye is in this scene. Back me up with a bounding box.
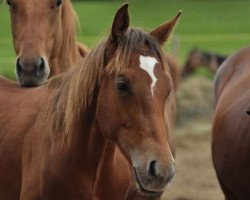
[55,0,62,7]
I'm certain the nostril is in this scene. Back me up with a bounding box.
[37,58,45,76]
[16,58,22,75]
[148,160,158,179]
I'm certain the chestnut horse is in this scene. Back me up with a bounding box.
[5,0,87,87]
[0,4,180,199]
[182,48,227,76]
[212,46,250,200]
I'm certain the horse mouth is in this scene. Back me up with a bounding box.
[19,78,44,87]
[133,167,162,196]
[17,71,48,87]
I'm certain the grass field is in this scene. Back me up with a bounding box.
[0,0,250,79]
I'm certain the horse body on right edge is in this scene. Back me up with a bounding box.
[212,46,250,200]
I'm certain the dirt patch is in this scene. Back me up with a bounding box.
[162,119,224,200]
[161,77,224,200]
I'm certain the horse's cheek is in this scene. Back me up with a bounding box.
[96,98,120,140]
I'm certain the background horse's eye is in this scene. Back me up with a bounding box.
[55,0,62,7]
[116,77,130,93]
[6,0,12,7]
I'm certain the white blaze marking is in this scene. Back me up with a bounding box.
[139,55,158,95]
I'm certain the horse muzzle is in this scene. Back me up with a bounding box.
[16,56,50,87]
[133,158,175,195]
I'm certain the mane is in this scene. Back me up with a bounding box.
[52,0,84,71]
[50,28,170,134]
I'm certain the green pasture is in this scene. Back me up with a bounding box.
[0,0,250,79]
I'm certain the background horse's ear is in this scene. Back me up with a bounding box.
[150,11,182,45]
[111,3,130,42]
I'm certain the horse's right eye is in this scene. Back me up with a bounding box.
[116,77,130,94]
[117,81,128,91]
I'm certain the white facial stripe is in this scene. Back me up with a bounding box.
[139,55,158,95]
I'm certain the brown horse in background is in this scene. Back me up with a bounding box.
[5,0,87,87]
[0,4,181,199]
[182,48,227,76]
[212,46,250,200]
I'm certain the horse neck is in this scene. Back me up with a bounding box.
[80,120,118,173]
[49,0,82,76]
[50,70,118,175]
[76,115,130,195]
[64,90,119,181]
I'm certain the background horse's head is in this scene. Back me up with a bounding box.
[182,48,227,76]
[95,4,181,195]
[182,48,202,76]
[7,0,77,86]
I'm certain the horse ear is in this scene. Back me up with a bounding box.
[150,11,182,45]
[111,3,130,42]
